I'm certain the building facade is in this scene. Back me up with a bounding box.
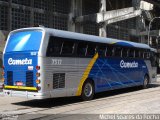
[0,0,142,40]
[0,0,160,48]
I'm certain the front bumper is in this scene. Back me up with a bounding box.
[3,89,50,99]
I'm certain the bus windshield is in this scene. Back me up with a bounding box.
[5,30,42,52]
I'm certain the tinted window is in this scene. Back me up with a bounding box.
[98,45,106,57]
[106,46,114,57]
[115,47,122,57]
[6,30,42,52]
[61,41,75,55]
[46,37,75,57]
[129,49,135,58]
[135,49,140,58]
[147,52,150,59]
[144,50,150,59]
[87,43,97,57]
[46,37,63,57]
[122,48,129,58]
[77,42,87,56]
[139,50,144,59]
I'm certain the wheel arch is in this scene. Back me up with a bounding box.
[142,73,150,89]
[76,77,95,96]
[83,78,95,90]
[144,73,150,83]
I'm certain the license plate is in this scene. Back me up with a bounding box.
[16,82,23,86]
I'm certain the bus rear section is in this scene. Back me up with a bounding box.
[3,29,44,99]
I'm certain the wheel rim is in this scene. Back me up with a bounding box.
[84,83,93,97]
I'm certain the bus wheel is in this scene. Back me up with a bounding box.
[81,80,94,101]
[143,75,149,89]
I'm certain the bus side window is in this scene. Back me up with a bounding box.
[115,47,122,57]
[122,48,129,58]
[77,42,87,57]
[140,50,144,59]
[106,46,114,57]
[129,49,135,58]
[46,36,63,57]
[87,43,97,57]
[144,50,150,59]
[61,41,75,56]
[147,52,150,59]
[98,44,107,57]
[135,49,139,58]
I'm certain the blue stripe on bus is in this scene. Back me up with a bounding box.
[114,42,134,47]
[88,58,148,93]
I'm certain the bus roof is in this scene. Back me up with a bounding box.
[11,27,151,49]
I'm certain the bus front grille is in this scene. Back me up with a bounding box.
[26,71,33,87]
[7,71,13,86]
[53,73,65,89]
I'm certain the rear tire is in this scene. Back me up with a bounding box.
[81,80,94,101]
[142,75,149,89]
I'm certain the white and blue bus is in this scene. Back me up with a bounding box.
[2,27,157,100]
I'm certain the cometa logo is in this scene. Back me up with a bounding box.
[8,58,32,65]
[120,60,138,68]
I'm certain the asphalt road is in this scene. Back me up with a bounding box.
[0,80,160,120]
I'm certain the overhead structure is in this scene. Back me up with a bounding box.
[76,6,142,37]
[76,7,142,24]
[75,0,156,38]
[97,7,142,24]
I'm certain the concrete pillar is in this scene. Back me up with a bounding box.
[68,0,76,32]
[131,0,141,43]
[68,0,83,33]
[99,0,107,37]
[75,0,83,33]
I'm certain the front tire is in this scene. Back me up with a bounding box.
[81,80,94,101]
[142,75,149,89]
